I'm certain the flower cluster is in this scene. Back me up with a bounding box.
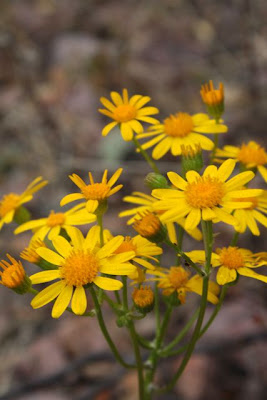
[1,83,266,397]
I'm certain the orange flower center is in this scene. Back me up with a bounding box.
[113,104,137,122]
[60,250,99,286]
[185,176,224,209]
[133,212,161,237]
[0,193,20,217]
[46,211,66,227]
[132,286,154,307]
[168,267,190,289]
[164,112,193,138]
[82,183,110,200]
[218,247,244,269]
[115,237,137,254]
[237,143,267,166]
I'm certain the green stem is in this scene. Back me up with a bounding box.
[199,285,228,338]
[165,239,205,277]
[122,276,145,399]
[97,214,104,247]
[144,304,173,398]
[28,287,38,295]
[176,225,184,265]
[159,221,213,393]
[90,286,135,369]
[160,307,200,356]
[230,231,239,246]
[132,137,160,173]
[154,283,160,331]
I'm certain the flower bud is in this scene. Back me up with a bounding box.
[132,285,154,313]
[181,144,203,173]
[200,80,224,119]
[145,173,169,189]
[133,211,167,243]
[0,254,32,294]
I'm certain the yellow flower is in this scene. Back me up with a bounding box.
[152,159,263,229]
[0,254,31,294]
[0,177,48,231]
[119,191,202,242]
[20,238,47,264]
[136,112,227,160]
[60,169,123,213]
[216,141,267,183]
[15,204,96,240]
[187,247,267,285]
[99,89,159,141]
[227,190,267,236]
[147,266,219,304]
[30,226,136,318]
[114,235,162,270]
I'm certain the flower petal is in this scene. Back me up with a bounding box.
[36,248,64,265]
[71,286,87,315]
[216,266,237,285]
[237,267,267,283]
[52,235,72,258]
[52,285,73,318]
[30,270,60,284]
[94,276,123,290]
[31,281,64,308]
[60,193,85,207]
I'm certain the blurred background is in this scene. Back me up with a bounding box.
[0,0,266,399]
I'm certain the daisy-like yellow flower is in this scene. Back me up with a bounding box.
[152,159,263,230]
[216,141,267,182]
[136,112,227,160]
[15,204,96,240]
[0,254,31,294]
[0,177,48,231]
[147,266,219,304]
[30,226,136,318]
[98,89,159,141]
[227,190,267,236]
[187,247,267,286]
[114,235,162,270]
[60,169,123,213]
[119,191,202,242]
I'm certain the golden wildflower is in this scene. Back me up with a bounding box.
[30,226,136,318]
[216,141,267,182]
[15,204,96,240]
[152,159,263,229]
[0,177,48,230]
[60,169,123,213]
[136,112,227,160]
[0,254,31,294]
[187,247,267,285]
[99,89,159,141]
[147,266,219,304]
